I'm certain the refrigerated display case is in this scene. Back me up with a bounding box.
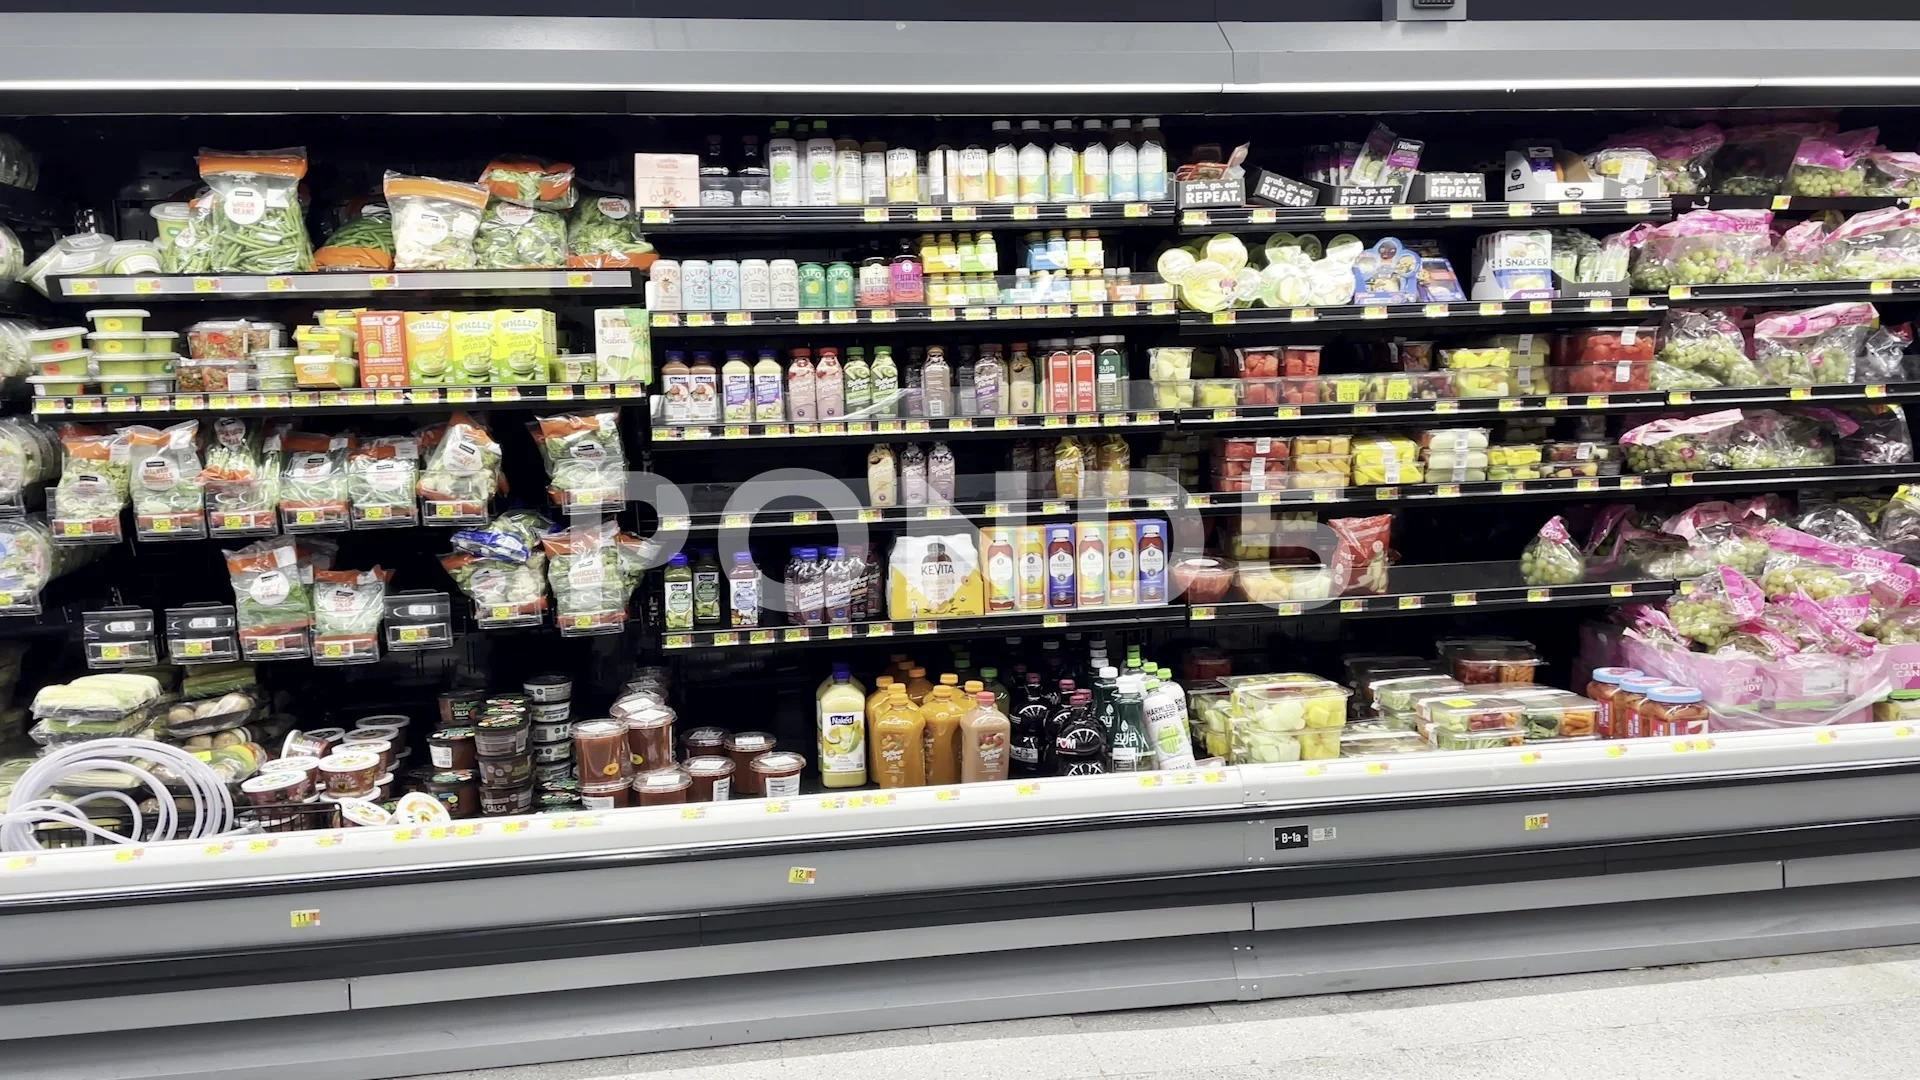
[9,11,1920,1079]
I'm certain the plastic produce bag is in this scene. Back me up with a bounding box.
[21,230,116,295]
[418,414,502,513]
[0,222,22,282]
[1774,218,1832,282]
[278,433,351,520]
[224,536,312,651]
[1793,501,1879,548]
[1878,485,1920,560]
[542,519,639,633]
[311,567,391,661]
[126,421,204,517]
[1712,123,1832,196]
[1786,127,1879,197]
[1520,516,1584,586]
[312,211,394,271]
[196,148,314,273]
[30,673,164,746]
[384,173,488,271]
[566,196,654,269]
[1659,501,1775,578]
[442,510,550,622]
[480,156,577,210]
[1864,151,1920,196]
[532,411,625,510]
[1655,308,1760,387]
[54,427,130,527]
[1856,325,1912,383]
[1599,124,1722,195]
[1666,566,1767,649]
[1751,302,1876,385]
[474,200,568,269]
[0,418,57,503]
[1836,405,1914,465]
[1822,206,1920,281]
[347,437,419,518]
[1621,409,1745,474]
[0,516,61,604]
[1328,515,1392,595]
[1725,409,1836,469]
[200,418,279,524]
[1663,209,1774,286]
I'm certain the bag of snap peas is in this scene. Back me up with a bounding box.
[385,173,489,271]
[314,209,395,271]
[480,156,577,210]
[475,200,568,270]
[567,196,655,269]
[196,149,314,274]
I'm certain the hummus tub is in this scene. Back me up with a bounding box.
[95,352,176,378]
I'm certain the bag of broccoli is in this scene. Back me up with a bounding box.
[567,196,654,268]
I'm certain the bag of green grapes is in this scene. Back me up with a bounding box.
[1520,516,1584,587]
[1666,566,1766,650]
[1786,127,1879,198]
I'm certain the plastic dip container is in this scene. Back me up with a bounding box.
[685,755,736,802]
[1612,675,1668,740]
[1585,666,1643,739]
[480,782,535,816]
[438,689,486,728]
[623,705,677,773]
[572,719,630,782]
[683,726,728,759]
[317,750,382,797]
[532,739,572,764]
[634,767,692,805]
[428,726,477,770]
[423,770,479,818]
[269,756,322,787]
[355,714,409,738]
[1641,685,1709,737]
[32,349,89,379]
[539,792,584,814]
[337,736,392,772]
[530,700,571,726]
[331,797,392,828]
[532,716,572,743]
[86,331,148,356]
[534,760,574,785]
[473,712,531,757]
[579,779,632,809]
[726,732,777,795]
[751,751,806,798]
[524,674,573,703]
[27,327,86,356]
[476,753,532,787]
[240,771,312,807]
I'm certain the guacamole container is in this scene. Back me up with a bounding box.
[87,331,149,356]
[33,348,90,379]
[27,327,87,357]
[85,309,149,333]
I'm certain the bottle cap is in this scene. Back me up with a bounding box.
[1646,685,1704,704]
[910,667,926,678]
[1100,666,1118,678]
[668,553,688,566]
[977,692,996,705]
[941,673,959,686]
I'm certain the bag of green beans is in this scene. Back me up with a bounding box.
[196,148,315,274]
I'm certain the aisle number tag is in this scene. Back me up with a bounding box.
[1523,814,1549,831]
[289,909,321,929]
[787,867,816,885]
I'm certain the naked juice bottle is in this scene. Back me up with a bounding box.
[920,676,967,785]
[818,667,868,788]
[871,685,927,789]
[960,690,1012,783]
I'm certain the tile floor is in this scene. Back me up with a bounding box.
[407,945,1920,1080]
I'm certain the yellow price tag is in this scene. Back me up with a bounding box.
[1290,308,1317,323]
[1124,203,1150,218]
[1013,204,1038,221]
[1586,298,1613,313]
[1249,208,1278,225]
[1212,311,1235,325]
[192,277,219,293]
[1524,813,1549,831]
[1669,285,1692,300]
[642,208,669,224]
[1398,595,1423,610]
[1867,384,1888,398]
[1043,614,1067,628]
[1528,299,1552,315]
[913,620,938,635]
[133,278,160,295]
[829,309,856,324]
[1339,598,1365,613]
[266,275,292,292]
[862,207,888,223]
[787,866,817,885]
[368,273,398,290]
[1323,207,1351,222]
[1447,203,1474,219]
[1526,588,1551,602]
[1190,606,1214,621]
[1479,301,1504,316]
[951,205,978,221]
[1452,592,1476,607]
[1423,303,1450,319]
[1361,305,1388,320]
[1872,280,1895,295]
[1390,204,1416,221]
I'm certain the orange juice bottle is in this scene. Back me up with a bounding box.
[871,686,927,788]
[905,666,934,705]
[867,674,896,723]
[921,675,968,785]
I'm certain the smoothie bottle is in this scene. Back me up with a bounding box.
[689,351,719,422]
[922,346,953,417]
[843,346,873,417]
[870,685,927,789]
[692,548,723,628]
[753,349,784,422]
[818,668,868,789]
[786,348,817,422]
[867,674,897,725]
[989,120,1019,204]
[960,690,1012,783]
[815,347,845,420]
[1007,344,1036,414]
[721,350,752,422]
[663,553,693,630]
[871,346,900,418]
[920,678,967,785]
[905,665,934,706]
[728,551,760,628]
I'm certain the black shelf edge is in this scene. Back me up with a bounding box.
[652,409,1178,446]
[1665,278,1920,305]
[1672,195,1919,215]
[1178,296,1667,336]
[45,269,643,303]
[650,300,1176,337]
[659,605,1188,652]
[642,201,1176,233]
[31,383,647,419]
[1177,197,1672,235]
[661,494,1182,533]
[1188,576,1679,624]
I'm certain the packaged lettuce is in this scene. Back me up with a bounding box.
[532,411,626,510]
[384,173,488,271]
[442,510,551,624]
[313,209,394,271]
[566,196,654,268]
[543,519,638,633]
[348,437,419,526]
[0,516,65,606]
[312,566,391,664]
[418,414,502,517]
[224,535,312,655]
[475,200,568,269]
[0,419,58,505]
[53,427,130,537]
[201,418,280,529]
[481,156,577,210]
[278,432,351,526]
[126,421,205,528]
[197,148,315,274]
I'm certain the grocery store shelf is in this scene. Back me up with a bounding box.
[659,604,1187,652]
[1188,563,1676,624]
[0,183,77,233]
[651,408,1178,445]
[1668,278,1920,305]
[641,201,1174,233]
[1673,195,1920,215]
[1179,296,1666,336]
[650,300,1175,336]
[1177,198,1671,235]
[30,382,646,418]
[660,492,1183,534]
[46,269,640,302]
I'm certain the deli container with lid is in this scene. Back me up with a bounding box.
[685,755,736,801]
[1450,644,1544,685]
[1289,434,1351,457]
[427,726,477,770]
[476,753,532,788]
[1418,693,1526,734]
[725,731,777,794]
[316,750,382,796]
[1433,726,1527,751]
[27,327,86,357]
[100,374,176,396]
[32,348,89,379]
[1507,688,1603,739]
[473,711,530,757]
[95,352,176,378]
[634,767,693,805]
[1416,427,1491,451]
[86,331,149,356]
[1186,682,1231,759]
[85,309,149,333]
[1363,673,1459,714]
[1339,725,1431,757]
[751,751,806,798]
[480,782,535,815]
[573,719,630,782]
[1586,666,1643,738]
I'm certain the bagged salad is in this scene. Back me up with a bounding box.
[312,566,391,664]
[542,519,642,633]
[200,417,281,529]
[532,411,625,510]
[313,208,394,271]
[475,200,567,269]
[1785,127,1879,197]
[567,196,654,269]
[191,148,315,274]
[224,535,312,655]
[384,173,489,271]
[0,418,59,506]
[441,509,551,624]
[1751,302,1877,385]
[348,436,418,526]
[125,421,206,529]
[0,516,79,609]
[278,432,351,526]
[481,156,577,210]
[53,426,130,539]
[418,414,502,518]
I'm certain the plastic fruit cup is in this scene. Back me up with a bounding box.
[85,309,149,333]
[33,350,89,378]
[1171,555,1237,605]
[250,347,299,377]
[28,327,86,356]
[87,331,148,356]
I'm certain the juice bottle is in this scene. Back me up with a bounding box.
[753,349,784,422]
[974,344,1003,416]
[905,665,934,705]
[861,137,888,205]
[1008,344,1036,414]
[871,686,926,789]
[1138,117,1169,200]
[818,667,869,789]
[688,351,719,422]
[920,678,967,785]
[980,666,1011,718]
[1048,120,1080,202]
[1071,337,1097,413]
[692,548,723,628]
[834,128,864,206]
[871,346,900,418]
[721,350,752,422]
[1046,524,1077,610]
[823,546,854,624]
[983,527,1017,612]
[1096,336,1127,412]
[843,346,873,417]
[1010,673,1050,778]
[1017,120,1048,203]
[786,348,817,422]
[728,551,760,628]
[1080,119,1109,202]
[1109,119,1139,202]
[1107,520,1137,606]
[663,553,694,630]
[791,547,824,625]
[922,346,953,417]
[989,120,1019,204]
[1076,523,1106,608]
[1016,525,1047,611]
[1108,673,1151,772]
[1137,521,1167,604]
[661,351,691,422]
[957,132,990,204]
[960,690,1012,783]
[1054,690,1107,776]
[768,119,800,207]
[805,121,836,206]
[1144,670,1196,770]
[815,347,845,419]
[867,674,897,723]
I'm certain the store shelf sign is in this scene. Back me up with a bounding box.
[1273,825,1311,849]
[1523,814,1549,831]
[289,909,321,929]
[787,866,816,885]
